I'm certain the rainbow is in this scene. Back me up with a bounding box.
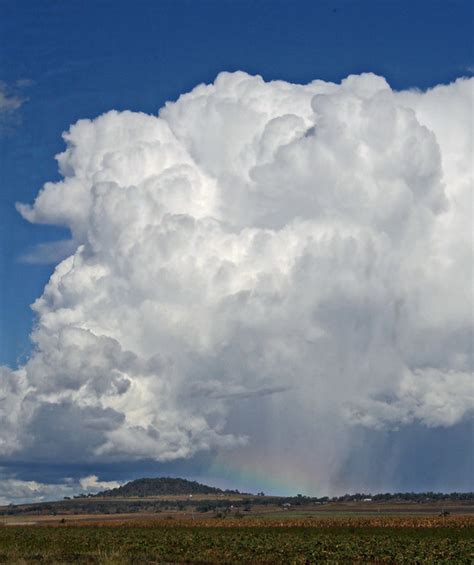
[205,451,318,496]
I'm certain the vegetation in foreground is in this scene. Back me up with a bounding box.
[0,516,473,564]
[1,479,473,563]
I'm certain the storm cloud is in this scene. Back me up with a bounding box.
[1,72,472,495]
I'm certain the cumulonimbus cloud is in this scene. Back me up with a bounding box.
[1,72,473,479]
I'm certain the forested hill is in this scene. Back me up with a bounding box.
[96,477,236,497]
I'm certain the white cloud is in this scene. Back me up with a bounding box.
[78,474,121,491]
[347,368,474,428]
[1,72,472,492]
[0,478,58,505]
[0,473,122,505]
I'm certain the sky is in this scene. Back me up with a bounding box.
[0,0,473,502]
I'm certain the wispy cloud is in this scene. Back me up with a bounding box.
[0,80,30,134]
[19,239,77,265]
[210,386,292,400]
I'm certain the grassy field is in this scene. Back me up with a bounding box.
[0,515,472,564]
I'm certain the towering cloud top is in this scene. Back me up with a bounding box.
[2,72,473,481]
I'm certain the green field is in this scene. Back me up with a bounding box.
[0,520,473,564]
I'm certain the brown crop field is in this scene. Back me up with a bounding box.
[0,514,473,563]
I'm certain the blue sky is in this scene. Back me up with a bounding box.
[0,1,472,498]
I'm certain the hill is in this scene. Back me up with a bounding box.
[95,477,235,497]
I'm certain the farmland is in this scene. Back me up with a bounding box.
[1,484,473,563]
[0,515,473,563]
